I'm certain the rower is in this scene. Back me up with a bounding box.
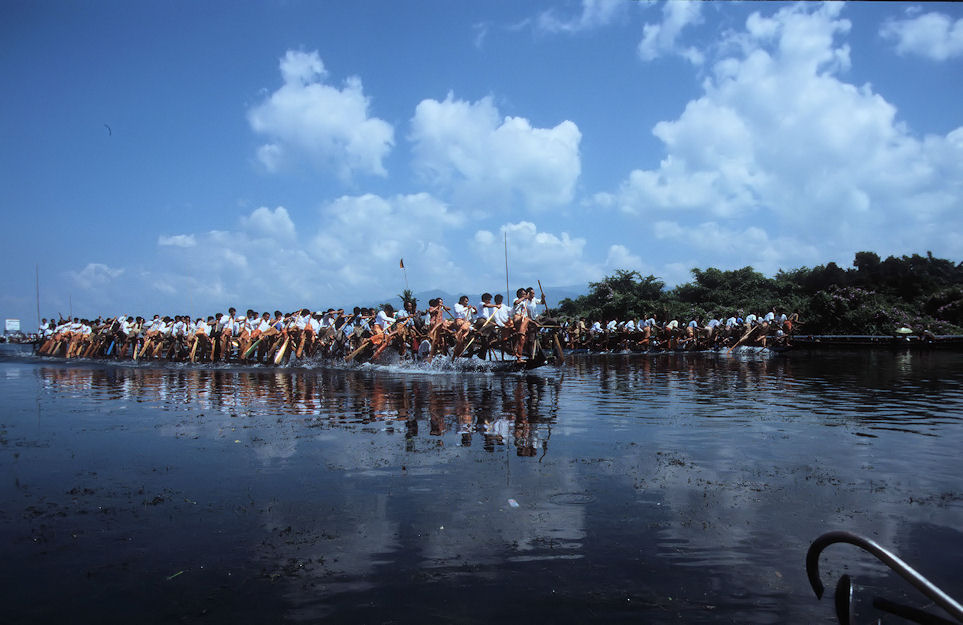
[427,299,452,356]
[236,310,256,358]
[452,296,475,351]
[217,308,237,361]
[705,316,721,342]
[488,294,512,355]
[293,308,314,358]
[190,317,210,361]
[511,288,532,360]
[375,304,396,332]
[524,287,544,322]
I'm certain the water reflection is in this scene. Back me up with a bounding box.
[35,364,562,457]
[5,351,963,623]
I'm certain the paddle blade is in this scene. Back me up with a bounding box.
[274,338,289,365]
[346,339,370,362]
[243,337,262,359]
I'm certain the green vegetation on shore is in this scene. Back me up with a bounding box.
[556,252,963,335]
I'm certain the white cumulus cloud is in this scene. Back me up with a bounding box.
[309,192,466,291]
[410,93,582,212]
[881,9,963,61]
[638,0,705,65]
[248,50,394,179]
[472,221,601,287]
[611,2,963,271]
[605,244,644,272]
[241,206,296,241]
[536,0,627,34]
[67,263,125,290]
[157,234,197,248]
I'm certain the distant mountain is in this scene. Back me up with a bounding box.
[547,284,591,304]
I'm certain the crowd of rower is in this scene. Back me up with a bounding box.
[35,285,796,364]
[35,287,559,364]
[565,308,797,352]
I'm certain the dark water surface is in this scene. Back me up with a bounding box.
[2,346,961,624]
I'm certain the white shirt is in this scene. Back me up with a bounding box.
[526,297,543,320]
[492,304,511,328]
[376,310,395,329]
[453,302,474,321]
[479,303,495,321]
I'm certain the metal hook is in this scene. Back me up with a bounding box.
[806,530,963,623]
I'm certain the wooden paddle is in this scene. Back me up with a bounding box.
[727,325,757,353]
[135,338,150,360]
[537,279,548,311]
[346,338,371,362]
[274,337,290,365]
[553,333,565,364]
[460,313,494,356]
[243,337,262,359]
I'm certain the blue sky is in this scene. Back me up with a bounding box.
[2,1,962,324]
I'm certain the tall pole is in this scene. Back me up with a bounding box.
[504,232,510,303]
[35,264,41,328]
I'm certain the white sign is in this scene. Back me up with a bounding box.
[5,319,21,332]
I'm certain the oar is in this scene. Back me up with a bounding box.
[243,337,263,359]
[553,333,565,364]
[461,313,494,355]
[189,337,199,363]
[274,336,290,365]
[727,325,756,353]
[537,279,549,312]
[346,338,371,362]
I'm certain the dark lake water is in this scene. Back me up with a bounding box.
[1,346,961,624]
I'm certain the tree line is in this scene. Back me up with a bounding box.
[555,252,963,335]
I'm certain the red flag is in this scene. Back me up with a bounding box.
[400,258,404,269]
